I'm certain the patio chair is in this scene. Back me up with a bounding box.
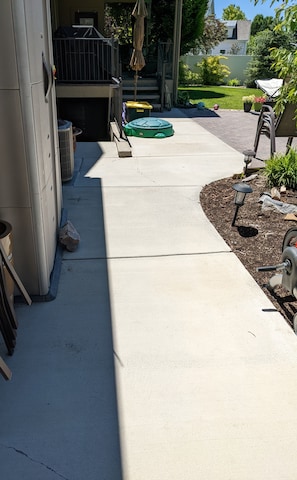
[255,78,283,101]
[253,103,297,157]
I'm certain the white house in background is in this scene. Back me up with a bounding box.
[211,20,251,55]
[207,0,215,15]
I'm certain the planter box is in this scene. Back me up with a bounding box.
[254,102,263,112]
[243,102,252,112]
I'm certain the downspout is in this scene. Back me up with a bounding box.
[172,0,183,105]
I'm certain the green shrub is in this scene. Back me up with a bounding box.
[196,56,231,86]
[264,148,297,189]
[177,90,190,106]
[178,61,200,86]
[228,78,240,86]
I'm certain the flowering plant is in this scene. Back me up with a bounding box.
[254,96,267,103]
[242,95,255,103]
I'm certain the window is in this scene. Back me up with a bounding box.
[74,11,98,29]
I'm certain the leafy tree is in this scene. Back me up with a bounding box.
[194,14,227,54]
[254,0,297,110]
[245,28,293,87]
[104,3,133,44]
[151,0,208,55]
[251,14,276,36]
[222,4,246,20]
[105,1,208,56]
[228,43,241,55]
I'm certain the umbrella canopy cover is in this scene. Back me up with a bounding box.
[129,0,148,72]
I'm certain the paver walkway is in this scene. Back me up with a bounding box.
[155,107,297,160]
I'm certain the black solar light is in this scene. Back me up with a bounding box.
[243,149,255,176]
[232,183,253,226]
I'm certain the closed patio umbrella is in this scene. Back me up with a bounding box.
[129,0,147,100]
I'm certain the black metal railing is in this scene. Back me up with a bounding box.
[109,77,123,135]
[53,37,119,84]
[157,41,173,110]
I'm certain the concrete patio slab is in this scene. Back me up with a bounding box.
[0,259,122,480]
[109,253,297,479]
[1,112,297,480]
[101,185,231,257]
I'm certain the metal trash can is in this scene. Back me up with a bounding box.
[58,119,74,182]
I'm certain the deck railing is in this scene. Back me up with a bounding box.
[53,37,119,84]
[157,41,173,110]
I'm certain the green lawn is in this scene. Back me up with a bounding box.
[178,86,262,110]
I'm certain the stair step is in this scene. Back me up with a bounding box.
[122,78,158,87]
[123,85,159,92]
[123,94,160,101]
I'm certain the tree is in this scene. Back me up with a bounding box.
[150,0,208,55]
[228,43,241,55]
[194,15,227,54]
[251,14,276,36]
[254,0,297,110]
[104,3,133,44]
[103,1,208,62]
[222,4,246,20]
[245,28,293,87]
[181,0,209,54]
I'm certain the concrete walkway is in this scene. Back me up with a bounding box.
[1,112,297,479]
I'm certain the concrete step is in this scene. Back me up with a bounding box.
[122,76,161,111]
[122,78,158,87]
[123,94,160,102]
[123,85,159,92]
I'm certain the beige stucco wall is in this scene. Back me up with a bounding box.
[181,54,253,85]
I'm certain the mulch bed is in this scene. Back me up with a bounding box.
[200,173,297,330]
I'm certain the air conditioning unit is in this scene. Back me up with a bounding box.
[58,120,74,182]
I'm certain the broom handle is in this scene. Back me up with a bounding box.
[0,241,32,305]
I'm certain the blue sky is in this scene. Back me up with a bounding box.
[214,0,279,21]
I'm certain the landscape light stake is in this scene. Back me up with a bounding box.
[231,183,253,226]
[243,149,256,176]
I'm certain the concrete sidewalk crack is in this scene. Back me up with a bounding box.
[64,250,232,262]
[1,444,71,480]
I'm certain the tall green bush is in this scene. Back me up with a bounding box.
[264,148,297,189]
[245,29,293,87]
[178,61,200,86]
[196,56,230,85]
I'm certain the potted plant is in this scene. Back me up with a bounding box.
[253,95,267,112]
[242,95,255,112]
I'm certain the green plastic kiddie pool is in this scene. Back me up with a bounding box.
[124,117,174,138]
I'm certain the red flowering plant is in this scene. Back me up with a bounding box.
[254,95,267,103]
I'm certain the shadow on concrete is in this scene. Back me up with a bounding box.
[0,170,124,479]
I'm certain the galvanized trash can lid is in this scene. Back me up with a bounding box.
[124,117,174,138]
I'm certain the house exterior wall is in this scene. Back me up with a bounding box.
[212,40,248,55]
[0,0,62,296]
[211,20,251,56]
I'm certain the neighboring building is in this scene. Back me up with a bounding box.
[211,20,251,55]
[207,0,215,16]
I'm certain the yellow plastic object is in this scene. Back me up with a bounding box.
[125,101,153,121]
